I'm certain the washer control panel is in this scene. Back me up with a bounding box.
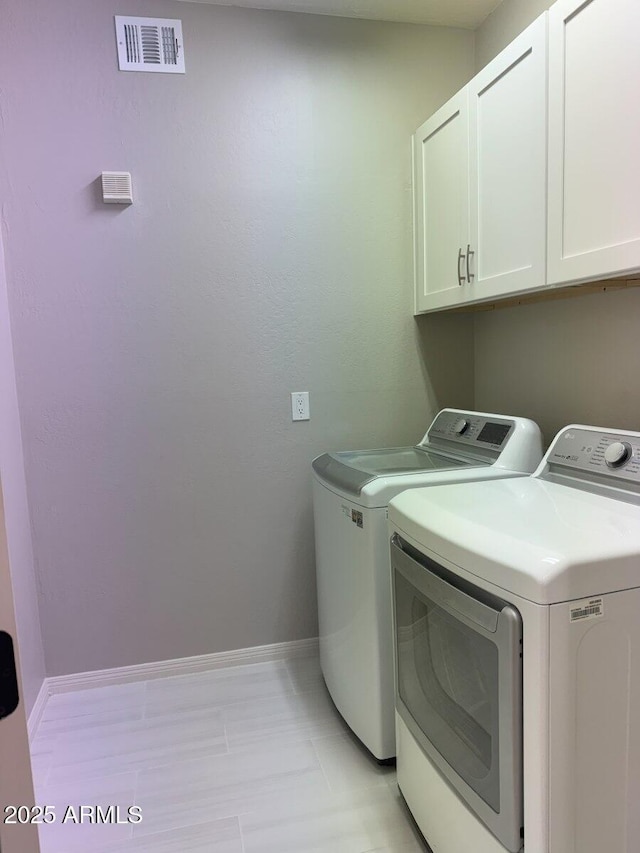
[427,410,514,451]
[547,427,640,483]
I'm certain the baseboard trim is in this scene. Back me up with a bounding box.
[28,636,319,739]
[27,679,51,742]
[45,636,319,697]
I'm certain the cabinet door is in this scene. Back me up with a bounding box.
[548,0,640,285]
[413,90,469,313]
[468,13,548,301]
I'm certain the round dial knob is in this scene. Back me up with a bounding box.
[604,441,632,468]
[453,418,469,436]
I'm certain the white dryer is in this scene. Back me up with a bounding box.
[389,424,640,853]
[312,409,542,761]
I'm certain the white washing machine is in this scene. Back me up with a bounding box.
[311,408,542,761]
[389,424,640,853]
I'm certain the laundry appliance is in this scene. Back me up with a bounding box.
[312,408,542,761]
[389,424,640,853]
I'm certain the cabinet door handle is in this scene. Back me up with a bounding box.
[466,244,475,283]
[457,248,465,285]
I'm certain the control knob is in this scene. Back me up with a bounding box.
[453,418,469,436]
[604,441,632,469]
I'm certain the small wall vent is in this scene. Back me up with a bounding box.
[102,172,133,204]
[114,16,185,74]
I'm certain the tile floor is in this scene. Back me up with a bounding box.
[31,652,428,852]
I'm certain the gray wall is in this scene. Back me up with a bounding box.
[0,236,45,715]
[473,0,640,445]
[475,0,551,70]
[473,287,640,445]
[0,0,474,676]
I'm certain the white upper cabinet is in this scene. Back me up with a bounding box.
[413,14,548,313]
[548,0,640,285]
[468,14,547,300]
[413,90,469,313]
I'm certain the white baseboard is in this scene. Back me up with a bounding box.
[37,636,319,715]
[27,678,51,742]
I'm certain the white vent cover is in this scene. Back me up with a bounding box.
[102,172,133,204]
[114,16,185,74]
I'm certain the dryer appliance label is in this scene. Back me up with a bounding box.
[570,597,604,623]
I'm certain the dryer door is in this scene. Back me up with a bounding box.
[391,535,523,853]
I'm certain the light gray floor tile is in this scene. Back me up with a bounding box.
[37,704,145,737]
[361,844,427,853]
[36,771,137,853]
[31,651,425,853]
[93,817,243,853]
[134,739,329,837]
[223,685,347,749]
[285,653,325,694]
[145,660,294,717]
[43,682,147,721]
[46,706,227,783]
[386,775,401,795]
[365,783,429,852]
[240,784,426,853]
[29,734,57,789]
[312,733,394,794]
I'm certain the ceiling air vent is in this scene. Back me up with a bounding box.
[114,16,185,74]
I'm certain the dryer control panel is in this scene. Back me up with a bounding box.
[545,427,640,485]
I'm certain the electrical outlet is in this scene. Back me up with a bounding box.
[291,391,310,421]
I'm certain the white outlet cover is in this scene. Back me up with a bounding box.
[291,391,310,421]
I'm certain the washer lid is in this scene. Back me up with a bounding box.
[312,446,470,496]
[389,476,640,605]
[311,409,543,499]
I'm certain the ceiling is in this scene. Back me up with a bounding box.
[178,0,505,30]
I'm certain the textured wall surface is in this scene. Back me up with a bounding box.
[0,0,474,676]
[473,0,640,446]
[0,237,45,715]
[474,0,551,71]
[474,286,640,446]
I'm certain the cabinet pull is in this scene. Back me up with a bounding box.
[457,248,465,286]
[466,244,475,283]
